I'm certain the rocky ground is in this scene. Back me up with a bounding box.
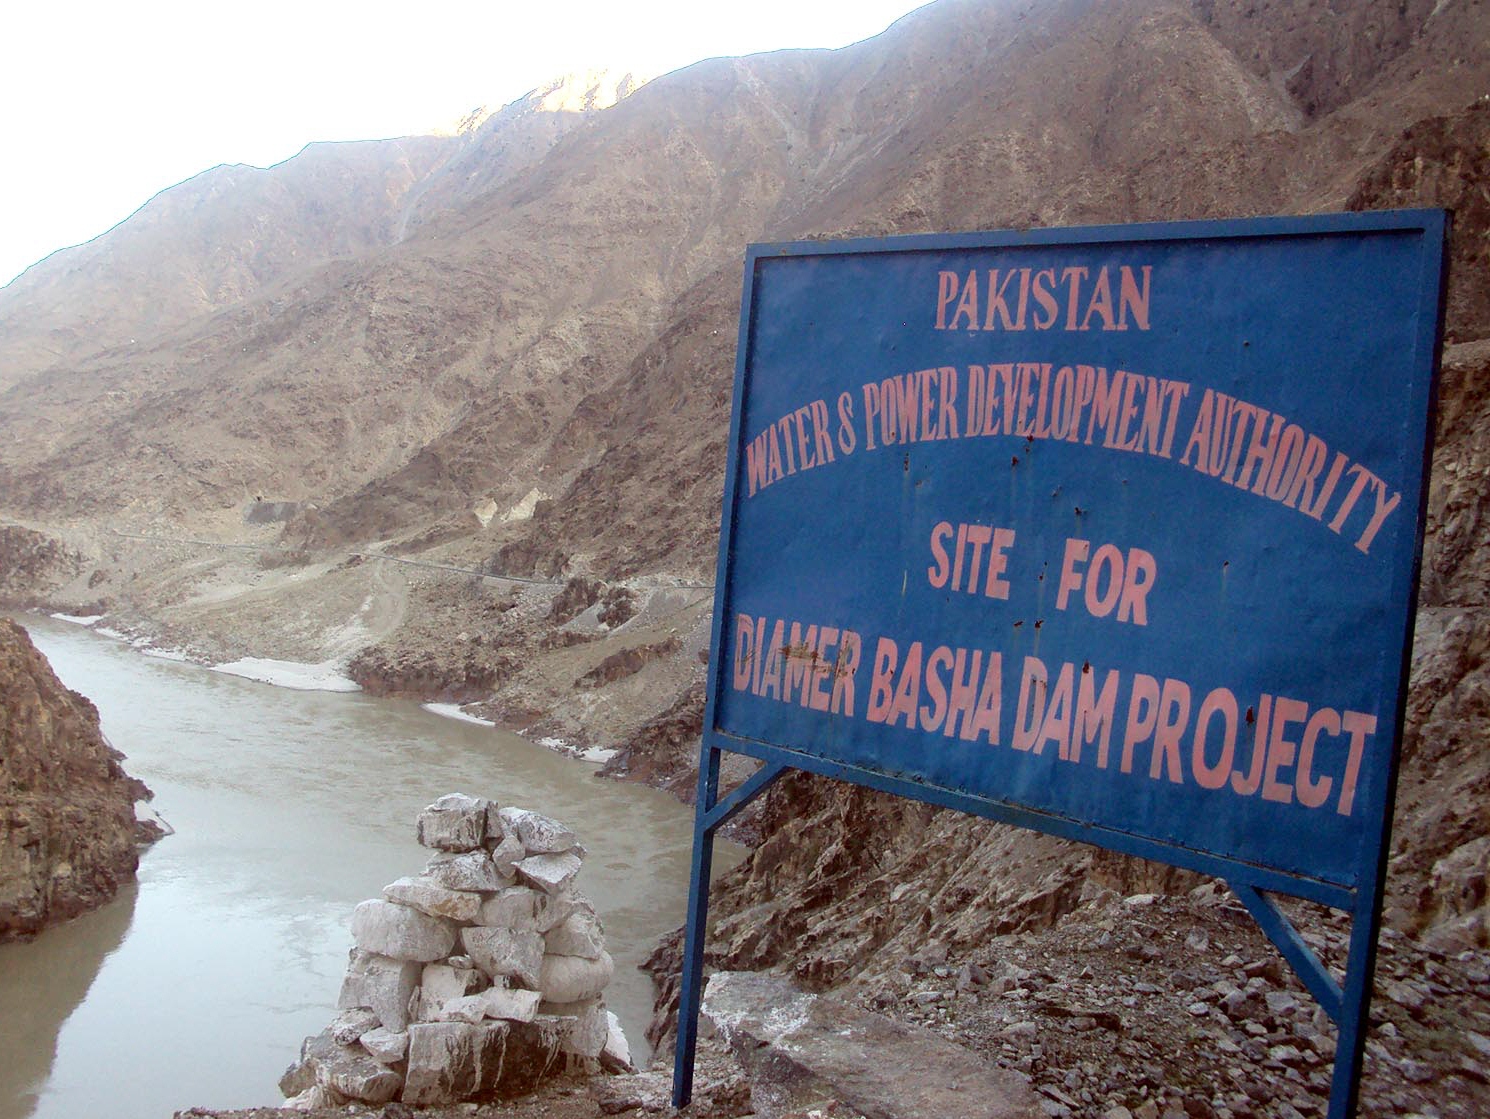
[0,5,1485,1110]
[637,817,1490,1119]
[3,521,715,764]
[0,618,162,938]
[846,889,1490,1119]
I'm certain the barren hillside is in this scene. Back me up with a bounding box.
[1,2,1489,1112]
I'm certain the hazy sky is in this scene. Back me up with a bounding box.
[0,0,929,288]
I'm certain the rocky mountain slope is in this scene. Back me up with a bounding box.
[2,0,1489,1111]
[0,619,158,938]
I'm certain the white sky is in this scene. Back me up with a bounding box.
[0,0,929,288]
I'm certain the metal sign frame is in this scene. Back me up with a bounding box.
[674,211,1449,1118]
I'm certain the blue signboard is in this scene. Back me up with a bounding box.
[675,212,1448,1119]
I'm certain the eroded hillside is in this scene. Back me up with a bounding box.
[0,619,159,938]
[2,2,1489,1112]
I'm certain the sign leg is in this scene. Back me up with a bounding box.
[1326,891,1386,1119]
[672,746,721,1108]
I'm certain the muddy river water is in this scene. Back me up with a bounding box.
[0,615,737,1119]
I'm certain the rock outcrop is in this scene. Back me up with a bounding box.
[0,618,159,939]
[0,526,83,606]
[280,793,630,1110]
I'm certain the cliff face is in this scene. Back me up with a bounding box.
[0,619,157,938]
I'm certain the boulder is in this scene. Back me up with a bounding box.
[281,1084,349,1111]
[518,852,582,895]
[383,875,482,922]
[536,888,592,934]
[462,926,544,988]
[351,899,457,962]
[499,806,578,854]
[314,1042,404,1104]
[1421,835,1490,951]
[489,830,527,876]
[551,1001,608,1058]
[538,950,614,1003]
[402,1021,507,1106]
[360,1026,408,1065]
[416,793,492,852]
[279,1028,338,1098]
[544,910,605,959]
[498,1017,565,1096]
[435,994,491,1025]
[539,995,603,1016]
[437,987,542,1024]
[425,848,513,893]
[484,800,505,843]
[477,885,545,931]
[601,1010,633,1074]
[477,986,543,1022]
[338,951,422,1033]
[415,962,488,1021]
[330,1007,381,1045]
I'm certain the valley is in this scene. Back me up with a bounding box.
[3,1,1489,1115]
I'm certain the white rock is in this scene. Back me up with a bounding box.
[554,1001,608,1058]
[462,926,544,988]
[330,1007,381,1045]
[415,963,488,1022]
[402,1021,507,1106]
[425,849,513,893]
[538,950,614,1003]
[484,800,505,842]
[502,1016,567,1089]
[480,986,542,1022]
[383,875,482,923]
[489,830,527,876]
[477,886,545,931]
[360,1027,408,1065]
[438,987,542,1024]
[416,793,492,851]
[339,951,422,1032]
[436,993,495,1024]
[518,852,582,895]
[499,806,578,854]
[544,910,605,959]
[540,996,601,1015]
[536,888,592,934]
[279,1030,337,1098]
[313,1043,403,1104]
[602,1010,632,1071]
[281,1084,348,1111]
[351,899,458,963]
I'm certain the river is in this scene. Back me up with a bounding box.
[0,615,734,1119]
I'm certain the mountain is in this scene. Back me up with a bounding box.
[1,3,1489,1107]
[3,1,1481,542]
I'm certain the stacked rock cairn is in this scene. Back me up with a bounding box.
[279,793,630,1109]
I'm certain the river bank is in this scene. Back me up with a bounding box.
[0,615,737,1119]
[6,523,715,780]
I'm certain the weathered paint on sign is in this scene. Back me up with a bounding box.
[709,212,1446,893]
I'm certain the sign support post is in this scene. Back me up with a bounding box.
[672,751,787,1106]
